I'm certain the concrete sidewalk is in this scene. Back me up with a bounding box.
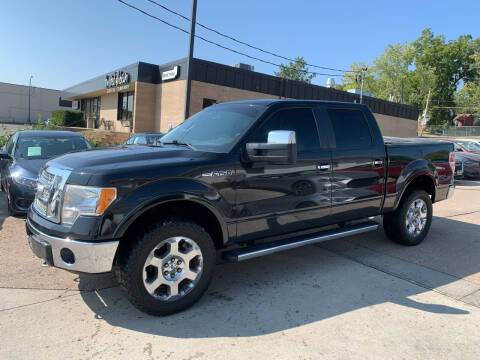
[1,181,479,359]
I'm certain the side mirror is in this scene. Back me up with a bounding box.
[0,150,11,160]
[246,130,297,164]
[455,147,463,152]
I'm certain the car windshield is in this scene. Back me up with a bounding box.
[125,134,163,145]
[15,136,92,159]
[160,103,267,153]
[456,141,480,152]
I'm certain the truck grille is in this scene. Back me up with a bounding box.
[34,166,72,223]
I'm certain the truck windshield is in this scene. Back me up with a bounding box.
[160,103,267,153]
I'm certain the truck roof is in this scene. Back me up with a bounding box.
[223,99,368,108]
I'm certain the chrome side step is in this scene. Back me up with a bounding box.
[223,221,379,262]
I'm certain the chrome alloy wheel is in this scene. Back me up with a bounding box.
[405,199,428,237]
[142,237,203,301]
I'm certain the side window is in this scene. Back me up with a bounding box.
[251,108,320,153]
[327,108,372,149]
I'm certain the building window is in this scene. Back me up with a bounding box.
[118,91,134,121]
[80,96,101,120]
[203,98,217,108]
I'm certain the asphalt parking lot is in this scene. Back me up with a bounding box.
[0,180,479,359]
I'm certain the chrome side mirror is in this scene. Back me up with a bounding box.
[246,130,297,164]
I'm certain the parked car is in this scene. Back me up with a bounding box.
[439,138,480,154]
[453,151,480,178]
[455,158,464,178]
[26,100,454,315]
[0,130,92,215]
[124,133,164,146]
[435,139,480,178]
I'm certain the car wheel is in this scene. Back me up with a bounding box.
[383,190,432,246]
[117,219,216,316]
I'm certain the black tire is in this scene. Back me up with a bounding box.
[383,190,432,246]
[117,219,216,316]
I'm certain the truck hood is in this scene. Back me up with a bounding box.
[46,145,221,186]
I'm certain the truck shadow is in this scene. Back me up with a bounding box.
[78,215,478,338]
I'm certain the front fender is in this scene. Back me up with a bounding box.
[101,178,231,243]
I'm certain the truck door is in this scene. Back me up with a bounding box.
[234,106,332,242]
[326,106,386,222]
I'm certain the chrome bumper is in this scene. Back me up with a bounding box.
[26,218,119,273]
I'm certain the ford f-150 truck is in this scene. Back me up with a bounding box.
[26,100,455,315]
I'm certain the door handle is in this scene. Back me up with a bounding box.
[373,159,384,167]
[317,164,331,171]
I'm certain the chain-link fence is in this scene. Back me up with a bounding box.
[422,125,480,137]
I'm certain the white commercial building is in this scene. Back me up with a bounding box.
[0,82,71,124]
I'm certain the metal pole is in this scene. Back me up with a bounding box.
[184,0,197,120]
[28,75,33,124]
[359,67,366,104]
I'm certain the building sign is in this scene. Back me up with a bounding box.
[72,100,79,110]
[162,66,179,81]
[105,71,130,89]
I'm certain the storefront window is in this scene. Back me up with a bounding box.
[80,96,101,120]
[118,91,134,121]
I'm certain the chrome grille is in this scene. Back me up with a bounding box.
[33,165,72,223]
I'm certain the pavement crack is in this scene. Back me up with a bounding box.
[322,245,480,310]
[0,292,81,312]
[442,210,480,218]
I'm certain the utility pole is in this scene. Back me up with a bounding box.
[359,67,367,104]
[419,88,431,136]
[28,75,33,124]
[184,0,197,120]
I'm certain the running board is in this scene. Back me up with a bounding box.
[223,221,379,262]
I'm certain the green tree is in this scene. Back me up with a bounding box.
[338,62,376,94]
[274,57,315,83]
[373,42,414,103]
[413,29,480,124]
[455,53,480,116]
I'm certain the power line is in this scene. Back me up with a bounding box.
[116,0,345,77]
[144,0,353,73]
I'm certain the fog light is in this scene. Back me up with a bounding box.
[60,248,75,264]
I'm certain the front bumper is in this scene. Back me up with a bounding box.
[8,181,35,212]
[26,217,119,273]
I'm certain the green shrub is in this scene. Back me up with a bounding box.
[50,110,84,127]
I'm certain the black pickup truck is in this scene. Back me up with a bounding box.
[27,100,455,315]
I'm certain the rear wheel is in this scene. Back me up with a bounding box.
[117,219,216,316]
[383,190,432,246]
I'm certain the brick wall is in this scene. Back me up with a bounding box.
[156,80,186,133]
[373,113,417,137]
[133,82,156,133]
[188,80,278,116]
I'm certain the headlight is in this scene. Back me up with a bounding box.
[61,185,116,225]
[12,175,37,189]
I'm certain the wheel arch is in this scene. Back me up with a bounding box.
[113,196,228,267]
[394,173,436,210]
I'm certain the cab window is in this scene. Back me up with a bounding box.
[250,108,321,153]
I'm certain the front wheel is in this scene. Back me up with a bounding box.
[117,219,216,316]
[383,190,433,246]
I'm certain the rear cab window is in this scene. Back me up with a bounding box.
[327,108,373,149]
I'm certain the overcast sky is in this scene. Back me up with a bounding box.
[1,0,479,90]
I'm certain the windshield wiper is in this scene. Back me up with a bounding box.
[161,140,197,151]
